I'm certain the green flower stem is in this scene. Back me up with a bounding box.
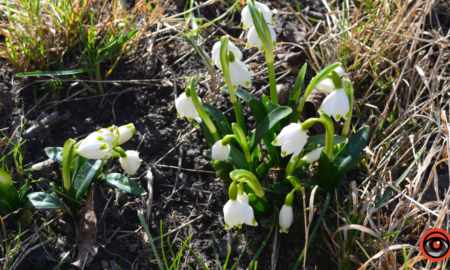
[301,112,334,159]
[290,62,341,123]
[220,36,246,132]
[112,146,127,158]
[230,170,265,199]
[231,123,253,172]
[94,63,104,95]
[187,79,220,142]
[285,190,295,207]
[247,2,278,105]
[287,176,303,191]
[285,157,307,180]
[341,78,354,138]
[222,134,236,145]
[237,182,245,195]
[258,10,277,106]
[229,180,238,200]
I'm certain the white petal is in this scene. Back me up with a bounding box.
[321,88,350,121]
[237,192,249,203]
[238,200,258,227]
[212,140,231,161]
[118,124,135,145]
[273,123,301,146]
[315,78,335,94]
[334,66,345,77]
[241,1,273,29]
[279,205,294,233]
[224,200,240,229]
[119,150,141,175]
[229,60,252,89]
[246,26,263,50]
[77,133,110,159]
[303,147,324,163]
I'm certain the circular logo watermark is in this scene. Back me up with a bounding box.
[420,229,450,262]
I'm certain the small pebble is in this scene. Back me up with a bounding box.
[101,260,109,269]
[83,118,94,125]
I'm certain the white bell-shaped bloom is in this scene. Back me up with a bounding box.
[223,199,258,230]
[303,147,324,163]
[241,1,273,29]
[175,93,199,121]
[279,204,294,233]
[119,150,142,175]
[321,88,350,121]
[211,41,243,71]
[97,127,119,148]
[237,192,249,203]
[229,59,252,89]
[246,25,276,51]
[272,123,307,163]
[77,132,111,159]
[118,124,135,145]
[212,140,231,161]
[316,66,346,94]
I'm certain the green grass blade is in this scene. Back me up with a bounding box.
[137,211,164,270]
[181,236,209,270]
[293,193,331,270]
[93,30,138,65]
[16,69,94,77]
[211,233,223,270]
[231,238,252,270]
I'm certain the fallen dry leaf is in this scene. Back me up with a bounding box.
[72,184,101,268]
[0,91,15,128]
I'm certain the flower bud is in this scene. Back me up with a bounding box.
[279,204,294,233]
[119,150,142,175]
[118,124,136,145]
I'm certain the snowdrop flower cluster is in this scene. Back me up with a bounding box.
[316,66,350,121]
[77,124,142,175]
[241,1,276,51]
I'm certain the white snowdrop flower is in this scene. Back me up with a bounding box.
[321,88,350,121]
[279,204,294,233]
[77,132,111,159]
[117,124,136,145]
[237,192,249,204]
[212,140,231,162]
[246,25,276,51]
[175,92,199,121]
[119,150,142,175]
[303,147,324,164]
[272,123,307,163]
[229,59,252,89]
[223,199,258,230]
[96,127,119,148]
[211,41,243,71]
[241,1,273,29]
[315,66,346,94]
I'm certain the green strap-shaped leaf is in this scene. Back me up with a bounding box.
[229,145,250,170]
[221,86,257,102]
[22,192,61,210]
[202,102,232,135]
[332,126,370,187]
[288,63,307,112]
[212,161,234,183]
[194,117,216,148]
[44,147,63,164]
[102,173,147,196]
[73,159,102,201]
[248,106,292,153]
[307,134,346,145]
[316,150,335,193]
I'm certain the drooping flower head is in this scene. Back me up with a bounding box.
[279,204,294,233]
[316,66,346,94]
[119,150,142,175]
[175,92,199,121]
[272,123,307,163]
[321,88,350,121]
[211,41,243,71]
[241,1,273,29]
[246,25,277,52]
[212,140,231,162]
[223,181,258,230]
